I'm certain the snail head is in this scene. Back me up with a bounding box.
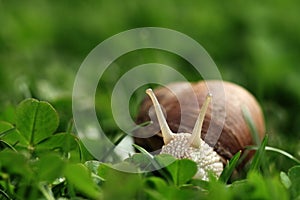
[146,88,212,150]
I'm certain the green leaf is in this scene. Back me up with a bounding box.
[132,145,175,181]
[143,177,168,200]
[229,172,289,200]
[1,131,28,149]
[0,140,17,151]
[0,121,25,151]
[0,103,16,124]
[189,179,209,190]
[98,161,140,177]
[249,134,268,172]
[125,153,153,170]
[0,151,32,178]
[247,172,289,200]
[288,165,300,199]
[34,154,65,182]
[219,151,241,183]
[145,176,168,191]
[0,121,15,137]
[0,121,28,148]
[207,178,231,200]
[64,163,101,199]
[164,159,197,186]
[85,160,105,184]
[16,98,59,146]
[154,154,177,168]
[35,132,78,152]
[85,160,102,175]
[97,163,142,200]
[132,144,162,170]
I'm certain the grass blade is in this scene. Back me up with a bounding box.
[249,134,268,172]
[246,145,300,165]
[242,106,261,145]
[132,144,156,167]
[265,146,300,164]
[0,189,13,200]
[219,151,241,183]
[132,144,172,182]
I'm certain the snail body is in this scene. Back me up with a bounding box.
[134,80,265,178]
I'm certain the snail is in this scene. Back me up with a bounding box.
[133,80,265,180]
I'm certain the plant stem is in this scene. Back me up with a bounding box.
[38,183,55,200]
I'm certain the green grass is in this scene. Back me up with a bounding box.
[1,1,300,199]
[0,98,299,199]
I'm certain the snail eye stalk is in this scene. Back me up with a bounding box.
[189,93,212,148]
[146,88,174,145]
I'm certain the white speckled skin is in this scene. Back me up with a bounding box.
[160,133,223,181]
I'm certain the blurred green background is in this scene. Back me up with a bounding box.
[0,0,299,169]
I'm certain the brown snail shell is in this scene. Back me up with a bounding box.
[134,80,265,164]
